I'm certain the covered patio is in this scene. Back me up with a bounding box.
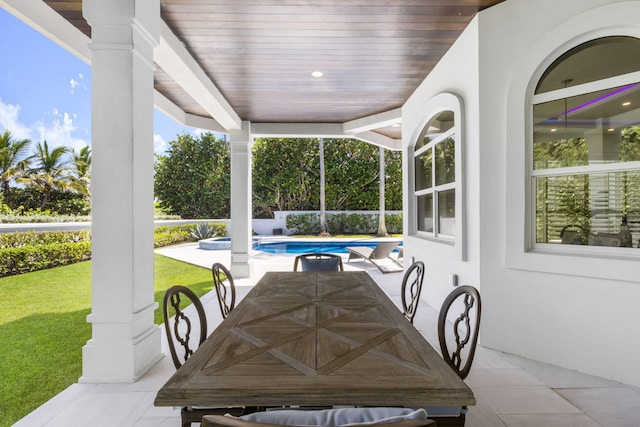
[3,0,640,425]
[1,0,510,384]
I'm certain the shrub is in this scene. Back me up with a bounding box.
[286,213,320,234]
[153,222,226,247]
[0,209,92,223]
[385,213,403,234]
[4,188,90,216]
[0,230,91,248]
[0,223,228,277]
[0,242,92,277]
[190,223,216,240]
[286,212,403,235]
[326,213,348,234]
[344,213,375,234]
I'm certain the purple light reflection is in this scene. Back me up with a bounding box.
[564,83,638,116]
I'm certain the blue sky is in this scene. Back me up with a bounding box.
[0,8,204,156]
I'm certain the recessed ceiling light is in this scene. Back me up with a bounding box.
[623,101,631,106]
[550,128,557,132]
[608,128,615,132]
[311,71,323,78]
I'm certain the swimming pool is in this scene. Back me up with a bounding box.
[255,240,401,254]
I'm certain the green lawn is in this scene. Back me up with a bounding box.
[0,254,213,427]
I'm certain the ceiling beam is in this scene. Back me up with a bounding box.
[154,91,225,133]
[343,108,402,134]
[0,0,90,63]
[251,123,346,138]
[353,131,402,151]
[155,20,241,130]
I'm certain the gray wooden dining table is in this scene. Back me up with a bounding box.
[154,271,475,415]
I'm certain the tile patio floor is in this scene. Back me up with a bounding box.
[12,240,640,427]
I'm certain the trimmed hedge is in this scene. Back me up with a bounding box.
[286,212,403,235]
[0,242,92,277]
[0,222,227,277]
[0,231,91,248]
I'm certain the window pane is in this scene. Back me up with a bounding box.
[415,148,432,190]
[536,37,640,94]
[438,189,456,236]
[535,172,640,247]
[435,137,455,185]
[416,110,454,149]
[417,194,433,232]
[533,84,640,169]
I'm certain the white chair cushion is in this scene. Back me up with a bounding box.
[240,407,428,426]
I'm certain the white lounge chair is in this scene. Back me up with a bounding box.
[346,241,403,274]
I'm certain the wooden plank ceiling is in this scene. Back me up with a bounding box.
[43,0,505,139]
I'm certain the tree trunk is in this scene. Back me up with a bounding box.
[41,186,51,209]
[377,146,389,237]
[318,138,330,236]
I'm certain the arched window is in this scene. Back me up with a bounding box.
[532,36,640,249]
[414,110,456,238]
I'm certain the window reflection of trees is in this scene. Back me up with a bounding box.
[535,125,640,247]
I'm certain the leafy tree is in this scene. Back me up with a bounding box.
[323,138,383,210]
[620,125,640,217]
[70,145,91,197]
[252,138,320,216]
[20,140,71,209]
[252,137,403,218]
[0,130,32,200]
[154,132,230,218]
[384,149,403,211]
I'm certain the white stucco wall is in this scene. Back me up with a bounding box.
[402,17,483,306]
[403,0,640,386]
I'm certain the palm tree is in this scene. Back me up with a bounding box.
[71,145,91,197]
[376,146,389,237]
[0,130,32,200]
[21,140,71,209]
[318,137,331,236]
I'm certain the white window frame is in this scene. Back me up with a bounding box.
[530,56,640,255]
[409,92,465,261]
[414,127,456,239]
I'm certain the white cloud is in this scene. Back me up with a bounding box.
[0,98,33,140]
[36,110,88,153]
[69,73,86,95]
[69,78,79,93]
[154,133,168,155]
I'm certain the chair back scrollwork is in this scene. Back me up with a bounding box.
[163,285,207,369]
[401,261,425,324]
[212,263,236,319]
[437,285,482,380]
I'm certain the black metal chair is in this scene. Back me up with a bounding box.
[212,263,236,319]
[401,261,425,324]
[164,286,246,426]
[293,253,344,272]
[427,285,482,426]
[163,285,207,370]
[438,285,482,380]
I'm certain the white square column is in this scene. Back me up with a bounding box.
[80,0,162,382]
[229,122,254,278]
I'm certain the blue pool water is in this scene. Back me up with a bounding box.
[255,240,401,254]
